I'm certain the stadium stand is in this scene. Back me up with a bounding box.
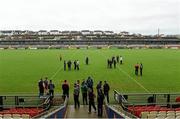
[0,94,64,118]
[0,108,43,117]
[0,39,180,49]
[110,90,180,118]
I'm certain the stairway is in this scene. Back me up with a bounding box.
[65,105,107,118]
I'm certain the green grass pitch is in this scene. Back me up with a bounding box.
[0,49,180,103]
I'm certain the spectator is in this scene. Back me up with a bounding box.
[96,81,102,93]
[74,83,80,109]
[140,63,143,76]
[74,60,77,70]
[76,60,80,70]
[76,80,80,89]
[112,56,115,62]
[86,57,89,65]
[48,80,55,98]
[103,81,110,103]
[86,76,93,90]
[59,54,62,61]
[109,60,112,69]
[62,80,69,100]
[120,56,123,64]
[113,60,116,68]
[116,55,119,63]
[64,60,66,71]
[44,77,49,95]
[38,78,44,97]
[81,80,88,105]
[67,60,72,70]
[135,63,139,76]
[88,88,96,113]
[97,88,104,117]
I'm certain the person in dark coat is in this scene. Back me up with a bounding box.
[112,56,115,62]
[86,57,89,65]
[74,60,77,70]
[120,56,123,64]
[68,60,72,70]
[81,80,88,105]
[113,60,116,68]
[135,63,139,76]
[116,55,119,63]
[64,60,66,71]
[38,78,44,97]
[88,88,96,113]
[103,81,110,103]
[73,83,80,109]
[97,88,104,117]
[140,63,143,76]
[76,60,80,70]
[96,81,102,93]
[48,80,55,98]
[62,80,69,100]
[109,60,112,69]
[86,76,93,90]
[59,55,62,61]
[44,77,49,95]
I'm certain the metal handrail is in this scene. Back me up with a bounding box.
[40,96,68,118]
[105,95,136,118]
[114,90,180,117]
[0,95,50,109]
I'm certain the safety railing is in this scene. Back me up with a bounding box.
[0,94,49,110]
[114,90,180,107]
[114,90,180,117]
[39,96,68,118]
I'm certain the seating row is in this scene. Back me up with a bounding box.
[0,108,43,117]
[128,105,180,117]
[0,114,30,119]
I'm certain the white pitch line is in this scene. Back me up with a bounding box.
[97,50,151,93]
[50,66,63,79]
[117,66,151,93]
[50,51,77,80]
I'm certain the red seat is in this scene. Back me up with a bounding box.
[128,105,176,117]
[176,97,180,102]
[0,108,43,117]
[135,109,145,117]
[175,108,180,111]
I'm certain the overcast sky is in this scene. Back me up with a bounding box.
[0,0,179,35]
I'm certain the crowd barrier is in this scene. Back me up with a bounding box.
[41,96,68,118]
[113,90,180,118]
[105,105,124,118]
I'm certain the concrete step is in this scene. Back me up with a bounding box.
[65,105,107,118]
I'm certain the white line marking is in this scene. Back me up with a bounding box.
[117,67,151,93]
[50,66,63,79]
[97,50,151,93]
[50,51,77,79]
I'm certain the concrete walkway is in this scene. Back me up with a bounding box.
[65,105,107,118]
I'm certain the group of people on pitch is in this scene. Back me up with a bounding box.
[62,76,110,117]
[134,63,143,76]
[63,60,80,71]
[38,77,55,98]
[63,57,89,71]
[107,55,123,69]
